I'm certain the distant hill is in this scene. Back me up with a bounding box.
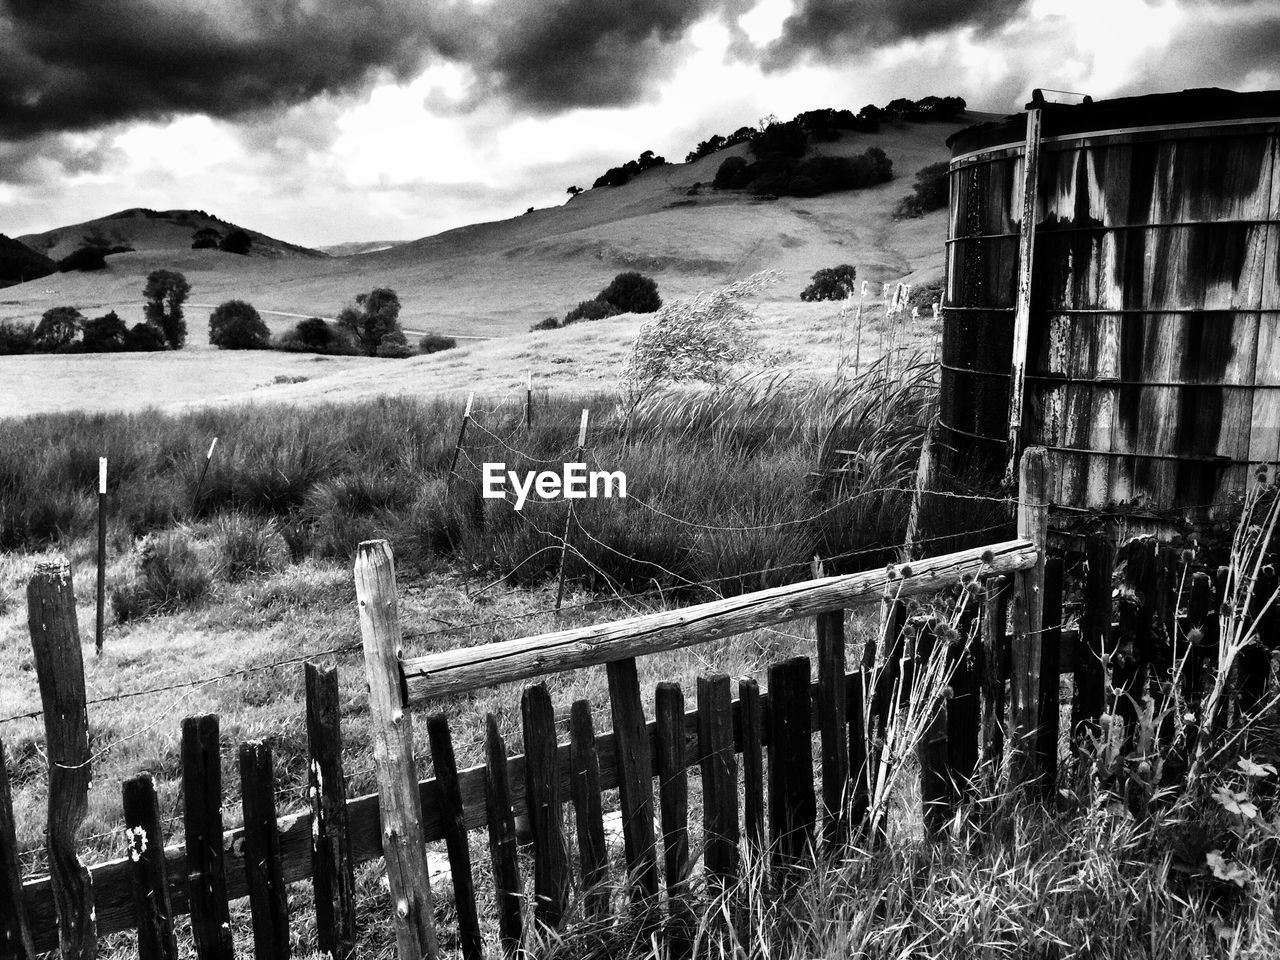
[319,240,406,257]
[0,234,57,288]
[17,208,327,261]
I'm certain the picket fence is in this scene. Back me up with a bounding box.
[0,447,1248,959]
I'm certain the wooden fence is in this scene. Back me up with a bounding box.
[0,447,1254,958]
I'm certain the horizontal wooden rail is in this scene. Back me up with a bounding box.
[402,539,1038,703]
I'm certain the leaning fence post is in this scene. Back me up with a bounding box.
[28,558,96,960]
[1,738,36,960]
[554,409,589,613]
[95,457,107,656]
[448,393,474,476]
[354,540,438,960]
[1010,446,1049,789]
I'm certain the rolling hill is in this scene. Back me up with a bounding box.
[17,208,327,261]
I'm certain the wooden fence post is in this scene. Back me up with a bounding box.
[816,610,848,852]
[1,739,36,960]
[568,701,608,919]
[982,577,1010,771]
[239,741,290,960]
[354,540,438,960]
[697,675,738,897]
[95,457,107,656]
[1010,446,1049,789]
[483,717,523,956]
[767,657,814,888]
[425,716,482,960]
[554,409,589,613]
[122,774,177,960]
[915,620,950,835]
[182,714,232,960]
[27,558,96,960]
[1035,557,1064,791]
[304,663,356,960]
[738,678,765,857]
[605,657,659,910]
[654,683,691,954]
[521,684,569,929]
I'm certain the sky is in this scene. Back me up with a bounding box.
[1,0,1278,248]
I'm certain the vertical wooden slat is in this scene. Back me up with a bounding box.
[182,715,233,960]
[697,675,738,895]
[0,739,35,960]
[846,671,869,833]
[981,579,1009,772]
[947,602,981,797]
[304,663,355,960]
[1010,446,1049,788]
[654,683,691,956]
[521,683,568,929]
[354,540,437,960]
[767,657,814,887]
[425,716,482,960]
[738,678,765,856]
[916,621,950,835]
[238,741,289,960]
[568,701,609,919]
[27,559,96,960]
[1004,106,1043,485]
[483,716,523,957]
[122,774,177,960]
[1074,538,1112,736]
[605,657,659,908]
[1035,557,1064,791]
[816,610,848,852]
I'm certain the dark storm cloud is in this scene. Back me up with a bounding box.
[0,0,463,138]
[763,0,1028,66]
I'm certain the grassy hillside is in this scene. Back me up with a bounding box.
[17,207,326,261]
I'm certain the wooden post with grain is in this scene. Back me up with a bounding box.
[121,774,177,960]
[1003,106,1043,487]
[354,540,438,960]
[1,739,36,960]
[1009,447,1049,788]
[28,558,97,960]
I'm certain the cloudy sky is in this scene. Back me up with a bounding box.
[2,0,1277,247]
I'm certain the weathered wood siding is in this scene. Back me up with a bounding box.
[941,98,1280,520]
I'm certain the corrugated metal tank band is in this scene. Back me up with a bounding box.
[940,88,1280,527]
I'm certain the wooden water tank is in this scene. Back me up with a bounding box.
[940,88,1280,527]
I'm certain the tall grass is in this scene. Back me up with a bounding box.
[0,364,934,596]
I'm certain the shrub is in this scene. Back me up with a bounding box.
[598,271,661,314]
[212,514,285,580]
[208,300,270,349]
[126,322,168,352]
[563,299,620,325]
[111,531,213,621]
[33,306,84,351]
[58,246,108,272]
[219,229,252,255]
[0,321,36,356]
[750,120,807,159]
[191,227,221,249]
[143,269,190,349]
[417,333,456,354]
[530,316,561,331]
[82,311,129,352]
[894,161,950,218]
[801,264,858,302]
[376,329,413,358]
[338,287,403,356]
[277,317,355,355]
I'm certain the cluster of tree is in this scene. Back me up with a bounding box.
[893,161,951,218]
[192,227,252,254]
[800,264,859,302]
[715,145,893,198]
[0,268,191,355]
[685,96,966,164]
[590,150,667,189]
[0,234,56,287]
[534,272,662,331]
